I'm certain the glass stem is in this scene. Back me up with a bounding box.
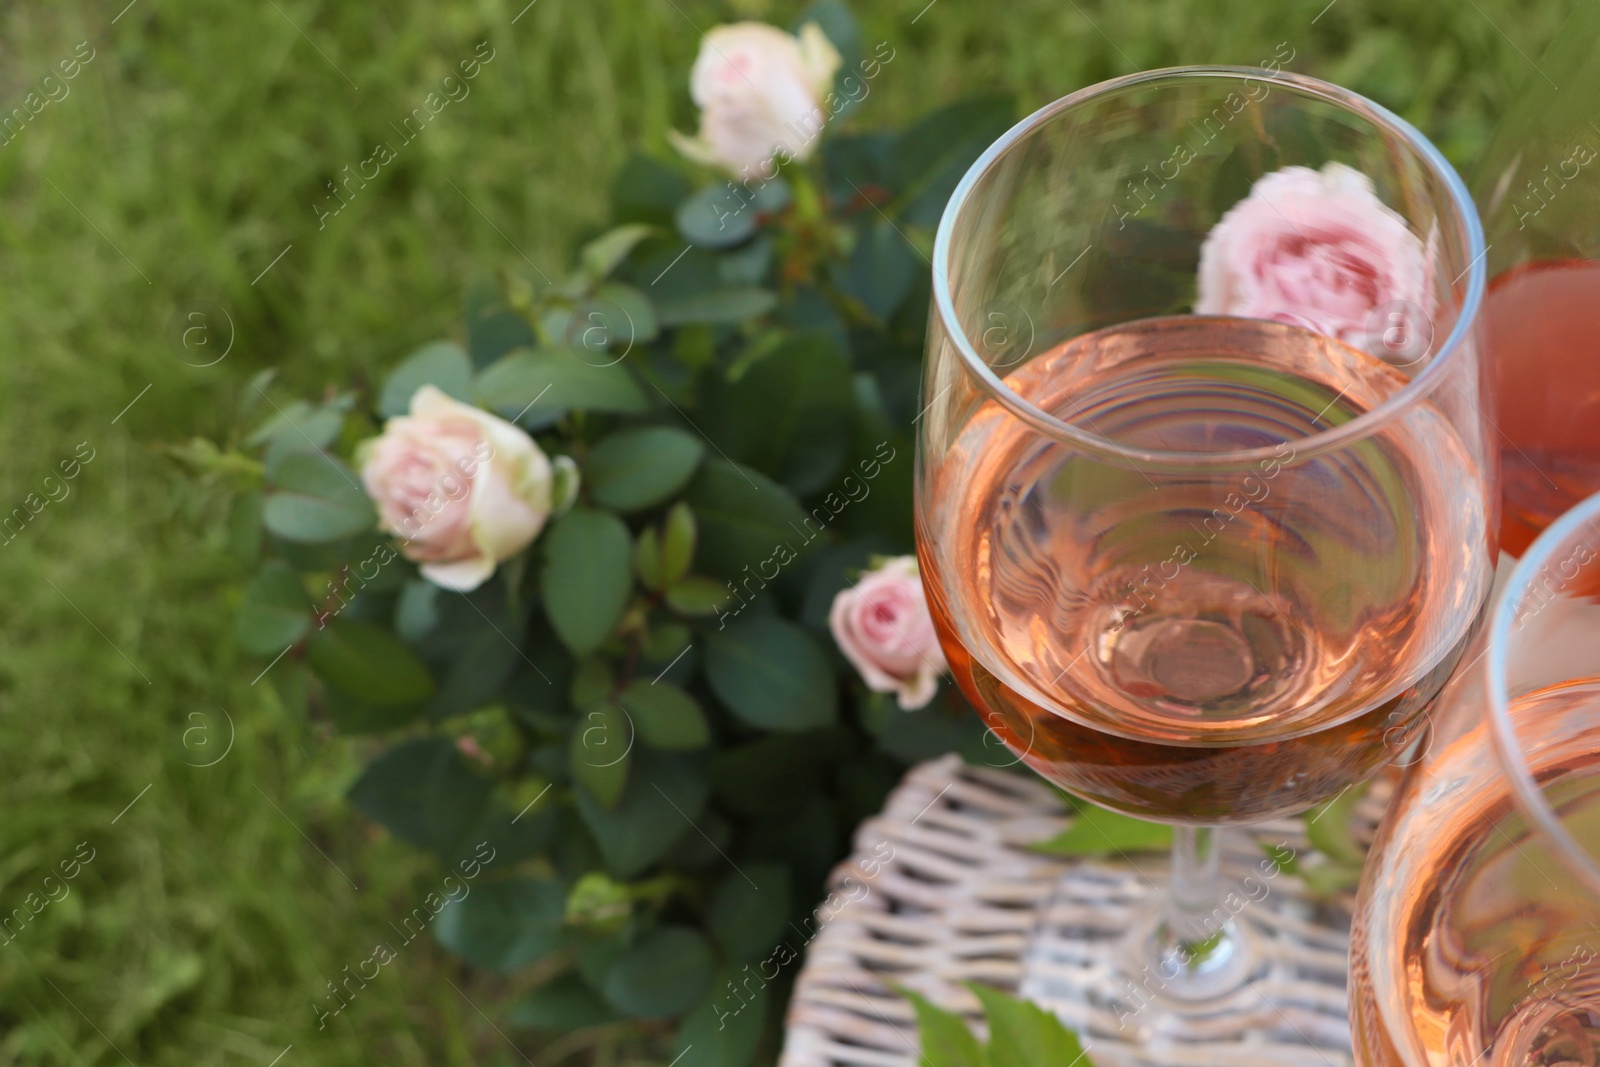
[1150,825,1249,999]
[1167,825,1222,944]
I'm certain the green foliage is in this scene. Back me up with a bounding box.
[904,983,1093,1067]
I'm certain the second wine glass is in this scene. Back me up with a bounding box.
[915,67,1496,1061]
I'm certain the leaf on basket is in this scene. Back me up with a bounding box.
[899,982,1095,1067]
[900,987,984,1067]
[1028,803,1172,857]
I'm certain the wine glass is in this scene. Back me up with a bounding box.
[914,67,1495,1061]
[1474,0,1600,556]
[1351,490,1600,1066]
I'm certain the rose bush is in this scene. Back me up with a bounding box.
[219,3,1012,1060]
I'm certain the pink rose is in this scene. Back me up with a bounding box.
[359,386,573,592]
[829,556,948,710]
[1196,163,1431,357]
[668,22,842,176]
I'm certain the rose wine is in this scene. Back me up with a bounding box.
[1351,679,1600,1067]
[918,316,1492,823]
[1488,260,1600,556]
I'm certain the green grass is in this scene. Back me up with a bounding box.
[0,0,1570,1063]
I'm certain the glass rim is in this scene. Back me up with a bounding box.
[1486,491,1600,899]
[929,65,1488,469]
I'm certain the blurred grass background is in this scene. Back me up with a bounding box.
[0,0,1573,1063]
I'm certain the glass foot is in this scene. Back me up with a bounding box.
[1019,829,1353,1067]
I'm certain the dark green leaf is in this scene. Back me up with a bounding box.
[711,331,854,495]
[236,562,309,655]
[347,738,494,860]
[889,95,1016,226]
[707,616,837,732]
[307,619,434,706]
[664,577,730,617]
[465,277,538,369]
[674,968,770,1067]
[836,222,917,321]
[575,750,708,878]
[711,731,844,815]
[677,184,758,248]
[540,508,633,654]
[1028,804,1173,857]
[585,281,659,347]
[619,681,709,750]
[709,864,789,962]
[580,224,658,282]
[682,460,810,578]
[969,982,1088,1067]
[571,701,632,809]
[433,878,567,973]
[902,988,984,1067]
[602,925,715,1018]
[586,427,705,512]
[262,452,374,544]
[378,341,474,418]
[510,974,620,1030]
[613,154,692,228]
[654,287,778,327]
[474,348,647,423]
[247,398,347,451]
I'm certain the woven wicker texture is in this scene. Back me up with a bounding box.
[778,755,1390,1067]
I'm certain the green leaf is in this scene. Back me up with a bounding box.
[602,925,715,1018]
[580,224,658,282]
[661,502,696,586]
[540,508,633,654]
[1028,804,1173,857]
[571,701,632,809]
[575,750,708,878]
[613,154,692,228]
[587,281,659,346]
[378,341,474,418]
[835,222,917,321]
[246,397,348,451]
[664,577,730,617]
[709,864,789,963]
[706,616,837,732]
[307,619,434,706]
[682,459,811,579]
[586,427,705,512]
[889,95,1016,226]
[1305,780,1370,867]
[619,681,710,750]
[654,287,778,328]
[262,452,374,544]
[902,988,985,1067]
[474,348,647,423]
[674,968,770,1067]
[711,331,855,495]
[634,527,665,592]
[433,878,567,973]
[323,687,424,735]
[676,184,760,249]
[236,562,310,655]
[347,738,495,860]
[969,982,1088,1067]
[510,974,620,1030]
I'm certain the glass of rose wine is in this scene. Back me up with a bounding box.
[1474,0,1600,556]
[1351,490,1600,1067]
[915,68,1495,1061]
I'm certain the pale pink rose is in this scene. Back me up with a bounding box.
[668,22,842,176]
[359,386,571,592]
[829,556,948,711]
[1196,163,1431,356]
